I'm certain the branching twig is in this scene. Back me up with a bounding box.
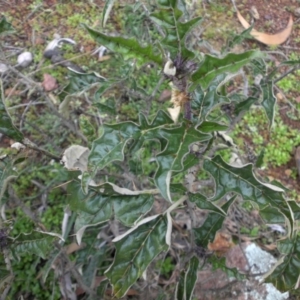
[274,65,300,84]
[23,138,61,161]
[6,65,88,144]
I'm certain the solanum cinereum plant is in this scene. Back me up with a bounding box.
[1,0,300,298]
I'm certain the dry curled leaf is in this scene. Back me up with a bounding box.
[61,145,90,172]
[237,10,293,45]
[208,230,235,256]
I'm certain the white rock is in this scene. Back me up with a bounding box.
[17,52,33,67]
[11,142,25,150]
[0,63,8,73]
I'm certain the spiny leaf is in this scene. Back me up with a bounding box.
[261,81,276,127]
[189,192,226,215]
[150,0,201,59]
[203,155,293,235]
[176,256,199,300]
[197,121,228,133]
[192,50,264,89]
[85,25,163,65]
[233,96,257,116]
[223,24,254,53]
[105,215,169,298]
[267,235,300,290]
[0,17,14,35]
[154,124,211,201]
[59,70,105,101]
[88,121,140,171]
[209,256,244,280]
[0,96,23,142]
[192,87,230,121]
[12,232,55,259]
[193,196,235,247]
[68,181,154,244]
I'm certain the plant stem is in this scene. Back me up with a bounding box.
[23,138,61,161]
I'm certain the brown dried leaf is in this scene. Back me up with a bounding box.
[237,10,293,45]
[65,242,86,255]
[208,231,235,256]
[42,73,58,91]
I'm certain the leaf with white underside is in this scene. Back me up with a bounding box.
[266,235,300,290]
[102,0,116,27]
[176,256,199,300]
[191,50,264,89]
[12,231,56,259]
[88,112,211,202]
[155,124,211,201]
[261,81,276,127]
[67,181,154,244]
[105,214,170,298]
[203,155,293,235]
[61,145,90,172]
[150,0,202,59]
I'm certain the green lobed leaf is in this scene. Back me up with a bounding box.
[189,192,226,215]
[193,196,235,247]
[94,99,116,115]
[259,205,285,223]
[192,87,230,122]
[85,25,163,65]
[223,24,254,53]
[59,70,105,101]
[0,17,14,35]
[154,124,211,201]
[191,50,264,89]
[89,111,172,171]
[279,60,300,66]
[176,256,199,300]
[11,232,55,260]
[233,96,257,117]
[267,235,300,290]
[261,81,276,127]
[255,148,265,168]
[203,155,293,234]
[83,249,105,287]
[68,180,154,239]
[209,256,244,280]
[105,215,169,298]
[0,96,23,142]
[150,2,201,59]
[197,121,228,133]
[88,121,140,171]
[287,201,300,220]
